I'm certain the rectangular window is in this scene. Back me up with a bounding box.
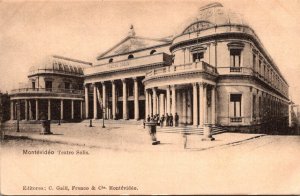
[45,81,52,91]
[258,59,261,75]
[253,95,256,119]
[252,54,256,69]
[258,96,261,117]
[230,49,241,67]
[192,52,203,62]
[32,82,35,89]
[230,94,242,122]
[65,82,70,89]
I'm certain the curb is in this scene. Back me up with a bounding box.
[186,134,266,151]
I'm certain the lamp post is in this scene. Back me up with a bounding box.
[102,104,105,128]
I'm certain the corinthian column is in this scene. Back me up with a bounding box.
[145,89,149,119]
[171,85,176,127]
[102,82,107,119]
[112,80,116,120]
[133,77,139,120]
[122,79,128,120]
[199,83,204,127]
[93,83,98,119]
[166,86,170,114]
[211,85,216,125]
[152,87,157,115]
[193,83,198,126]
[84,84,89,119]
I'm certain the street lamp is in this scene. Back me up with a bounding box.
[102,104,105,128]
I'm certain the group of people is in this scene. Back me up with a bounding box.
[145,113,179,127]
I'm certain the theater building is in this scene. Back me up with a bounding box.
[9,56,91,121]
[9,2,290,133]
[83,2,289,132]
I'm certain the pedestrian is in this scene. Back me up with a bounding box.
[165,113,169,126]
[169,113,173,127]
[147,115,151,122]
[155,114,160,125]
[175,112,179,127]
[160,114,165,127]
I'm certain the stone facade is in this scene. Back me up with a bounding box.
[9,2,290,133]
[9,55,91,121]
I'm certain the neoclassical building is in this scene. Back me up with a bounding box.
[10,55,91,121]
[10,2,290,133]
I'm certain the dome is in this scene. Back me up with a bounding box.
[28,56,90,76]
[178,2,248,36]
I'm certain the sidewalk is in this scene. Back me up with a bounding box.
[3,121,265,152]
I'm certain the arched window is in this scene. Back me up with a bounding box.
[128,54,134,59]
[150,50,156,55]
[109,58,113,63]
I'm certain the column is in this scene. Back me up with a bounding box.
[187,89,192,124]
[203,85,207,124]
[193,83,198,126]
[166,86,171,114]
[85,84,89,119]
[182,91,187,124]
[149,91,153,116]
[160,94,165,117]
[71,100,74,120]
[10,101,14,120]
[29,100,32,120]
[35,99,39,120]
[25,99,28,120]
[48,99,51,120]
[102,82,107,119]
[211,85,216,125]
[60,99,64,120]
[199,83,204,127]
[112,80,116,119]
[152,88,157,115]
[145,89,149,118]
[171,85,176,127]
[133,78,139,120]
[93,83,98,119]
[80,101,83,119]
[122,79,128,120]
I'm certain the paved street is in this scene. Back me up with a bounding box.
[1,126,300,195]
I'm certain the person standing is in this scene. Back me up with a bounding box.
[169,113,173,127]
[165,113,169,126]
[175,112,179,127]
[160,114,165,127]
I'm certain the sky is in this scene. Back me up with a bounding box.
[0,0,299,104]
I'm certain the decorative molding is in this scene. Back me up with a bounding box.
[227,41,245,50]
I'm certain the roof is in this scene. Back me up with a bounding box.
[177,2,248,36]
[96,35,172,60]
[28,55,92,76]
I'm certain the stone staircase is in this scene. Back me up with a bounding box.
[85,119,143,126]
[157,125,227,135]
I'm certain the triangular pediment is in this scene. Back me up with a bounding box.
[97,36,171,59]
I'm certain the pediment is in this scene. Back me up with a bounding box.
[97,36,170,59]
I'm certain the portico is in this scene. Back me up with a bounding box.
[10,97,83,121]
[143,61,218,127]
[84,76,145,121]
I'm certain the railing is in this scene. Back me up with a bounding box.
[217,67,254,75]
[230,117,243,123]
[28,68,83,76]
[10,88,84,95]
[84,53,172,75]
[145,61,217,77]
